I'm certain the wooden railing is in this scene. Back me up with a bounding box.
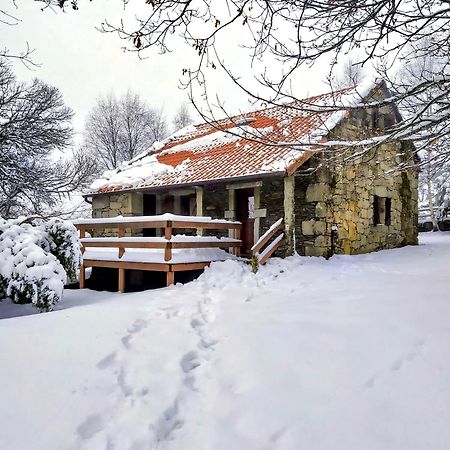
[73,214,242,290]
[251,218,284,270]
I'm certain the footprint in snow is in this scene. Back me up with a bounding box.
[391,339,425,372]
[127,318,148,334]
[180,351,201,373]
[76,413,105,439]
[155,400,185,442]
[96,352,117,370]
[121,334,133,349]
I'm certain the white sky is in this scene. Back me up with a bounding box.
[2,1,332,144]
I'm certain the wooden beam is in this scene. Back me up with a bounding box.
[259,235,285,265]
[164,242,173,261]
[79,264,85,289]
[165,220,173,240]
[81,241,166,249]
[171,262,210,272]
[82,259,171,272]
[118,226,125,258]
[171,241,241,249]
[166,271,175,286]
[251,221,284,255]
[234,228,241,256]
[226,181,262,190]
[118,268,125,293]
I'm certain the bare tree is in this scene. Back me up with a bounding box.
[35,1,450,168]
[331,57,367,90]
[172,103,193,132]
[395,38,450,230]
[0,59,94,218]
[84,91,168,171]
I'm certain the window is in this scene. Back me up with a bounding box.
[373,195,392,226]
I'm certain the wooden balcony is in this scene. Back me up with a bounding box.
[73,214,242,291]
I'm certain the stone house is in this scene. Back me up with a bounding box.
[86,80,418,258]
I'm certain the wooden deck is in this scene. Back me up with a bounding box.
[74,215,242,291]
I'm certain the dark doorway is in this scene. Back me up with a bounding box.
[143,194,156,237]
[235,188,255,256]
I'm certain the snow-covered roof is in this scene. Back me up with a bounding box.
[89,80,381,195]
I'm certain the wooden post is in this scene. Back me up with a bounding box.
[79,227,86,255]
[79,264,85,289]
[118,268,125,293]
[164,242,173,262]
[118,226,125,258]
[284,174,296,256]
[235,227,241,257]
[166,271,175,286]
[164,220,173,240]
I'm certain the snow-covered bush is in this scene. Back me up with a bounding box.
[43,219,80,284]
[0,217,80,312]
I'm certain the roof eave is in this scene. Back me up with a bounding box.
[83,170,287,198]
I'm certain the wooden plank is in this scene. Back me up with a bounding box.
[171,241,241,249]
[259,236,284,265]
[75,220,169,230]
[79,264,85,289]
[165,220,173,240]
[118,268,125,293]
[81,241,166,249]
[235,228,241,256]
[173,221,241,230]
[166,271,175,286]
[171,262,211,272]
[164,242,172,262]
[251,221,284,256]
[79,228,86,255]
[82,259,170,272]
[119,227,125,259]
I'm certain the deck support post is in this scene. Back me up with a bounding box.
[166,271,175,286]
[79,264,85,289]
[284,174,296,256]
[118,268,125,293]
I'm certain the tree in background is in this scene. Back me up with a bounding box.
[84,91,168,171]
[330,57,367,90]
[172,103,193,132]
[40,0,450,170]
[395,38,450,230]
[0,59,93,218]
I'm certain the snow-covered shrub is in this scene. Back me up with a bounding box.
[43,218,80,284]
[7,241,66,311]
[0,216,80,312]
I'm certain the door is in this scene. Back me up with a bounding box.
[235,188,255,256]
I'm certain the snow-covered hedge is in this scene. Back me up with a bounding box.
[0,217,81,312]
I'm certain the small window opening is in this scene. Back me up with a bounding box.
[373,195,391,225]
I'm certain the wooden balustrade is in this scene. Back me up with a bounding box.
[251,218,284,269]
[73,214,242,291]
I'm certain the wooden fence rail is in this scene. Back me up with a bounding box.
[73,214,242,291]
[251,218,284,270]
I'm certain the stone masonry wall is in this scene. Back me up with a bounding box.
[91,192,143,236]
[299,145,418,257]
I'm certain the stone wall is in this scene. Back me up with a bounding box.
[297,146,418,257]
[91,192,143,236]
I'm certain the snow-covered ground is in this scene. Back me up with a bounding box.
[1,232,449,450]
